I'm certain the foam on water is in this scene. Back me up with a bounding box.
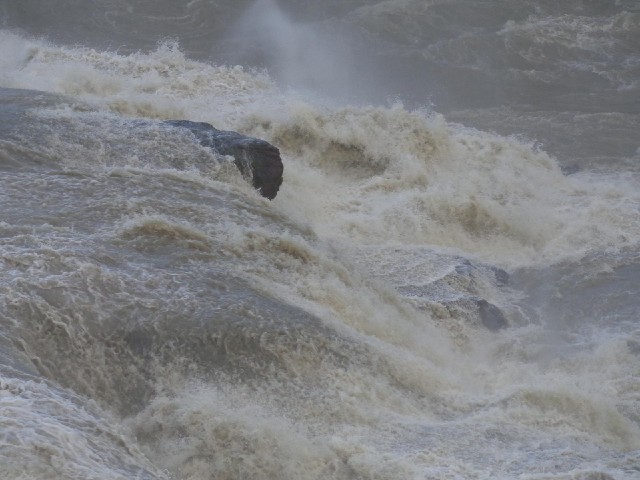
[0,373,165,480]
[242,104,640,268]
[4,30,636,268]
[0,20,639,480]
[0,31,275,123]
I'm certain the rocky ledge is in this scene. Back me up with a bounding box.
[165,120,283,199]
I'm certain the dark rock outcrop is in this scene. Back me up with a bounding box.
[165,120,283,199]
[628,340,640,355]
[490,266,510,287]
[476,299,508,331]
[400,257,510,332]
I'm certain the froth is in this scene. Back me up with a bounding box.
[129,386,349,480]
[0,375,164,479]
[242,103,640,268]
[1,26,639,480]
[0,31,275,123]
[6,30,638,270]
[118,215,212,252]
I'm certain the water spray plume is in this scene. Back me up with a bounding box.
[229,0,353,99]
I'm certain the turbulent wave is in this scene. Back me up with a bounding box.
[0,1,639,479]
[241,103,640,266]
[3,30,637,266]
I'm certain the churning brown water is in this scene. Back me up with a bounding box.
[0,1,639,479]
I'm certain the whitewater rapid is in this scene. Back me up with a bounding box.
[1,1,639,479]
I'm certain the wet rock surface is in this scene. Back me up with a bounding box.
[165,120,284,199]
